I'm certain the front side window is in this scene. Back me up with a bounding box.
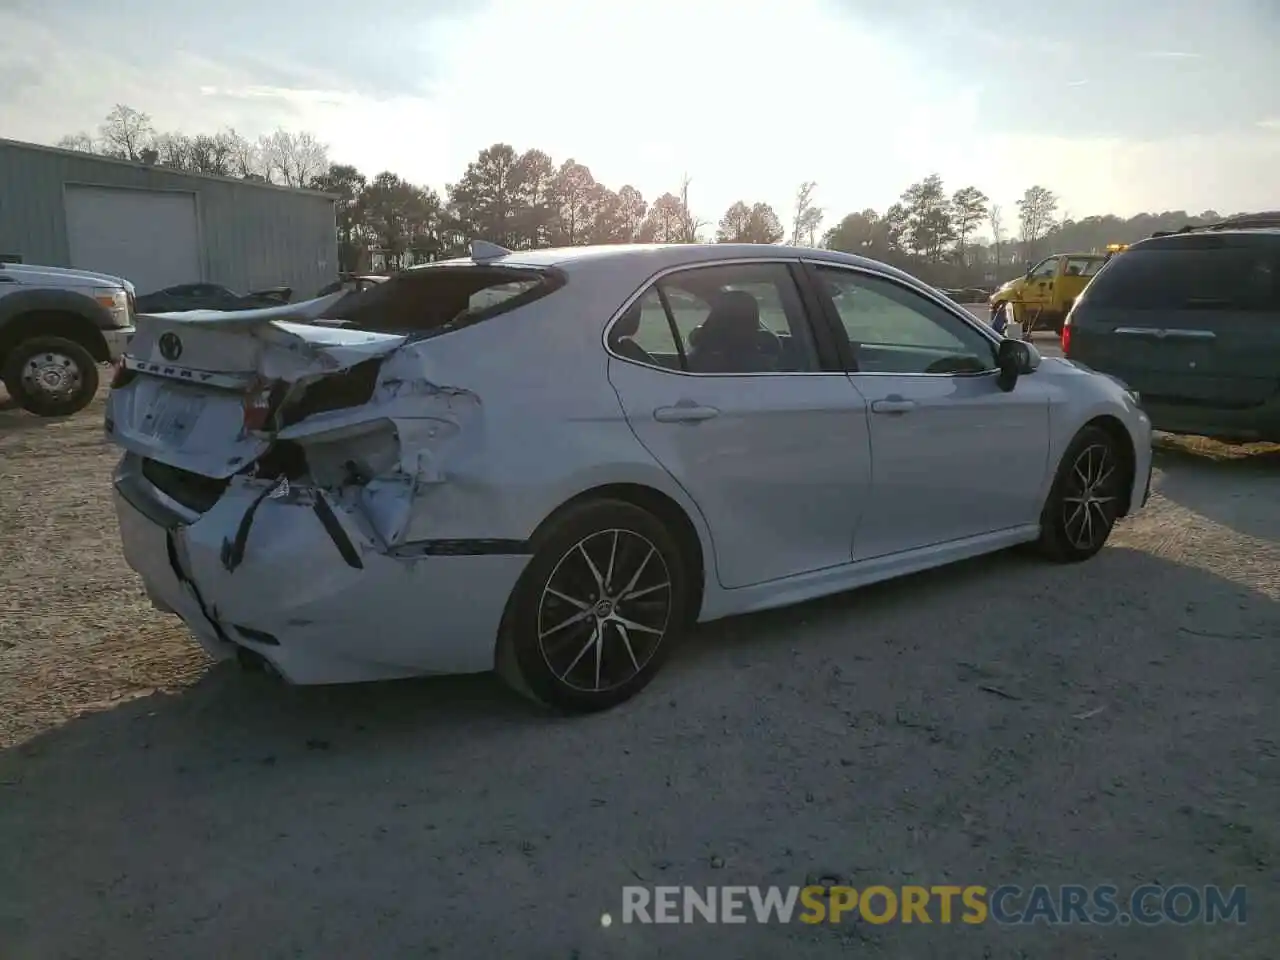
[815,266,996,375]
[608,262,820,374]
[1029,257,1059,279]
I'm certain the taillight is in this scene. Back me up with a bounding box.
[242,380,274,432]
[1061,323,1072,354]
[110,357,135,389]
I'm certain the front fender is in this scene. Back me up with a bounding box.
[0,287,115,330]
[1042,362,1153,513]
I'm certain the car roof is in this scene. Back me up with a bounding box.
[1128,228,1280,251]
[423,242,924,284]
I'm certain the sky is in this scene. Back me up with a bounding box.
[1,0,1277,238]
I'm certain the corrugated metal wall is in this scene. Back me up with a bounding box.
[0,139,338,298]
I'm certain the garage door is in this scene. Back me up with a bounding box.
[64,185,202,295]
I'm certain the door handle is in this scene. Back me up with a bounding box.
[871,398,916,414]
[654,404,720,423]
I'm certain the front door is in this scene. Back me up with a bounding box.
[607,260,871,589]
[1022,255,1061,323]
[806,263,1051,560]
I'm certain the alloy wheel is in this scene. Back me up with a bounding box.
[1061,442,1120,551]
[537,528,673,693]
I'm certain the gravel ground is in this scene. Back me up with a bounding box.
[1,381,1277,959]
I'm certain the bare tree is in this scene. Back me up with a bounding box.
[676,173,706,242]
[187,134,234,177]
[798,206,824,247]
[988,203,1005,270]
[154,132,193,170]
[259,129,329,187]
[1017,185,1059,260]
[56,132,96,153]
[790,181,821,246]
[221,129,264,180]
[98,104,154,161]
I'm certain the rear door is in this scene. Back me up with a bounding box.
[1060,256,1102,306]
[1069,236,1280,407]
[606,259,871,589]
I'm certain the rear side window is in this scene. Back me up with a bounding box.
[1086,244,1280,311]
[325,266,563,335]
[1064,257,1104,278]
[607,262,820,374]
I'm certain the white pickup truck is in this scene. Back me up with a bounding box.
[0,263,136,416]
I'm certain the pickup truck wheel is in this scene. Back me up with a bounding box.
[2,336,100,417]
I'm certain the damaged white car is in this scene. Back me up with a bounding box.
[106,241,1153,712]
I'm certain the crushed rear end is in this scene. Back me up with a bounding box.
[105,265,563,682]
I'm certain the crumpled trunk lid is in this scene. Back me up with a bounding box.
[108,297,407,478]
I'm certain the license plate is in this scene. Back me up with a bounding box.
[139,387,207,445]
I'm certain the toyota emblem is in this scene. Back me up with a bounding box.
[158,332,183,361]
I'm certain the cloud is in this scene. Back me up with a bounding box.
[1,0,1277,222]
[198,86,361,109]
[1141,50,1204,59]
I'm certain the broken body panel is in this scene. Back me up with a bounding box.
[105,256,707,682]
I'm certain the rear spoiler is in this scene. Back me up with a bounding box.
[136,291,345,327]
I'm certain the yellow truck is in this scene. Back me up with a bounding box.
[988,246,1127,334]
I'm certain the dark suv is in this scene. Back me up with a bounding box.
[1062,215,1280,443]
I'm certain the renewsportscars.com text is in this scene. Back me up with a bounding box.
[620,884,1247,926]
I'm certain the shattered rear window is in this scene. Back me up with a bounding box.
[322,265,564,336]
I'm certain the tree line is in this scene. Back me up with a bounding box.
[57,105,1246,285]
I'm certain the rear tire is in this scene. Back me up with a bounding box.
[1037,425,1128,563]
[2,336,100,417]
[496,499,690,713]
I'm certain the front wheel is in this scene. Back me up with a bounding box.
[496,499,691,713]
[2,336,100,416]
[1037,426,1129,563]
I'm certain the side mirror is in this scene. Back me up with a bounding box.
[996,338,1041,392]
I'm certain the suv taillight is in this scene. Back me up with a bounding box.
[1061,318,1073,354]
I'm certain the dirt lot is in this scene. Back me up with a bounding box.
[1,383,1277,959]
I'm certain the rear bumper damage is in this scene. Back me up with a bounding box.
[113,454,530,684]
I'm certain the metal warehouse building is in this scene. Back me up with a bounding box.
[0,138,338,299]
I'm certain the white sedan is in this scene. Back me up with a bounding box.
[105,241,1153,712]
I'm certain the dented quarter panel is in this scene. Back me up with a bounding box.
[355,291,718,564]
